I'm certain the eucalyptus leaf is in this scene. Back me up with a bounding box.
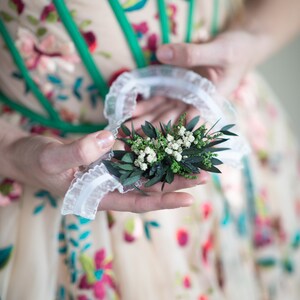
[121,124,131,136]
[122,175,142,186]
[186,116,200,131]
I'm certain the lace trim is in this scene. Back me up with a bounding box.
[62,66,250,219]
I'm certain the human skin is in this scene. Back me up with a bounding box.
[0,0,299,212]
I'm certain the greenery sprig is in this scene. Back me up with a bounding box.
[103,113,237,192]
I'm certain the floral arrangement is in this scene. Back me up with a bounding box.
[103,113,237,192]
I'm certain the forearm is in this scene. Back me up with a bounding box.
[0,119,29,179]
[230,0,300,66]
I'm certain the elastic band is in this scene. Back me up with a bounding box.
[108,0,147,68]
[0,90,106,133]
[157,0,170,44]
[53,0,109,99]
[185,0,195,43]
[0,18,60,121]
[211,0,220,37]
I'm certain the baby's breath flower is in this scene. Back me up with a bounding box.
[144,146,151,154]
[176,139,183,145]
[178,126,186,136]
[173,151,182,162]
[188,135,195,142]
[140,163,148,171]
[184,141,191,148]
[172,143,180,150]
[167,134,174,142]
[165,148,173,155]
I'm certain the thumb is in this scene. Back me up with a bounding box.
[41,130,114,174]
[156,42,223,68]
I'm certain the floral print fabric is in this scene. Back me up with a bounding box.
[0,1,300,300]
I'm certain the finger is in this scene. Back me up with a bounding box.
[128,100,184,133]
[156,42,223,68]
[149,101,187,128]
[40,130,114,174]
[132,96,168,118]
[98,191,194,213]
[143,171,209,193]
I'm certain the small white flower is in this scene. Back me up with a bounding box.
[140,163,148,171]
[146,137,151,141]
[194,140,198,145]
[147,154,157,163]
[178,147,183,152]
[178,126,186,136]
[144,146,151,154]
[138,152,145,159]
[173,151,182,162]
[134,160,140,167]
[165,148,173,155]
[184,141,191,148]
[176,139,183,145]
[167,134,174,142]
[172,143,180,150]
[188,135,195,142]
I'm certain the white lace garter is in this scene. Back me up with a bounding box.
[61,65,250,220]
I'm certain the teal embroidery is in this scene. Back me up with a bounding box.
[0,245,13,269]
[33,190,57,215]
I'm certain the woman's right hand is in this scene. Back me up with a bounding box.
[6,129,207,213]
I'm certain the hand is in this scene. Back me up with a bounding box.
[7,129,207,213]
[156,29,258,96]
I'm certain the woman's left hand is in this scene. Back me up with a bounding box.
[156,29,258,96]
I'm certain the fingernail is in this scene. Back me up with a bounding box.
[157,47,173,61]
[96,131,114,148]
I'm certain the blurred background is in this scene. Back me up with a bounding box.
[259,36,300,142]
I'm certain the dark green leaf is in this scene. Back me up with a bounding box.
[144,173,164,187]
[211,158,223,165]
[112,150,128,159]
[122,175,142,186]
[220,124,235,132]
[203,147,230,153]
[121,153,134,163]
[141,121,157,138]
[118,164,134,171]
[159,122,166,136]
[186,116,200,131]
[220,130,238,136]
[198,163,221,173]
[206,138,229,148]
[102,161,121,177]
[181,147,202,156]
[121,123,131,136]
[165,169,175,184]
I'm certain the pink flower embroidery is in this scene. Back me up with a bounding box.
[11,0,25,15]
[78,249,118,300]
[176,228,189,247]
[81,31,97,53]
[40,3,56,21]
[183,275,191,289]
[0,179,22,206]
[16,28,80,74]
[132,22,149,38]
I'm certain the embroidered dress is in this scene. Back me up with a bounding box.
[0,1,299,300]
